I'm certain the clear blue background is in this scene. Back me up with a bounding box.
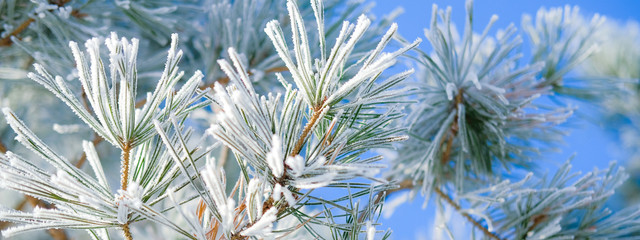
[369,1,640,239]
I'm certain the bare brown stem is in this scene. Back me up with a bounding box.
[434,187,502,240]
[122,222,133,240]
[0,18,34,46]
[290,103,325,157]
[440,89,463,164]
[0,139,7,153]
[120,142,133,240]
[121,142,132,191]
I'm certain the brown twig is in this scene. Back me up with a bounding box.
[120,142,132,195]
[0,18,34,47]
[434,187,502,240]
[441,132,455,164]
[80,89,92,113]
[0,140,7,155]
[0,0,77,47]
[441,89,463,165]
[50,0,71,7]
[290,103,325,157]
[120,141,133,240]
[122,223,133,240]
[358,178,501,240]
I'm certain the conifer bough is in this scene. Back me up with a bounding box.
[0,0,639,239]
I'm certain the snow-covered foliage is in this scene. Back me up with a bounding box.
[0,0,639,239]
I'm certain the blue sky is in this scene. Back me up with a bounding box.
[368,1,640,239]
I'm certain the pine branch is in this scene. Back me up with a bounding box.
[235,99,328,239]
[1,32,205,240]
[3,0,629,239]
[0,125,71,240]
[223,94,327,240]
[2,134,102,224]
[0,81,102,239]
[361,173,504,240]
[0,0,77,47]
[0,12,103,234]
[433,91,503,240]
[201,1,418,237]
